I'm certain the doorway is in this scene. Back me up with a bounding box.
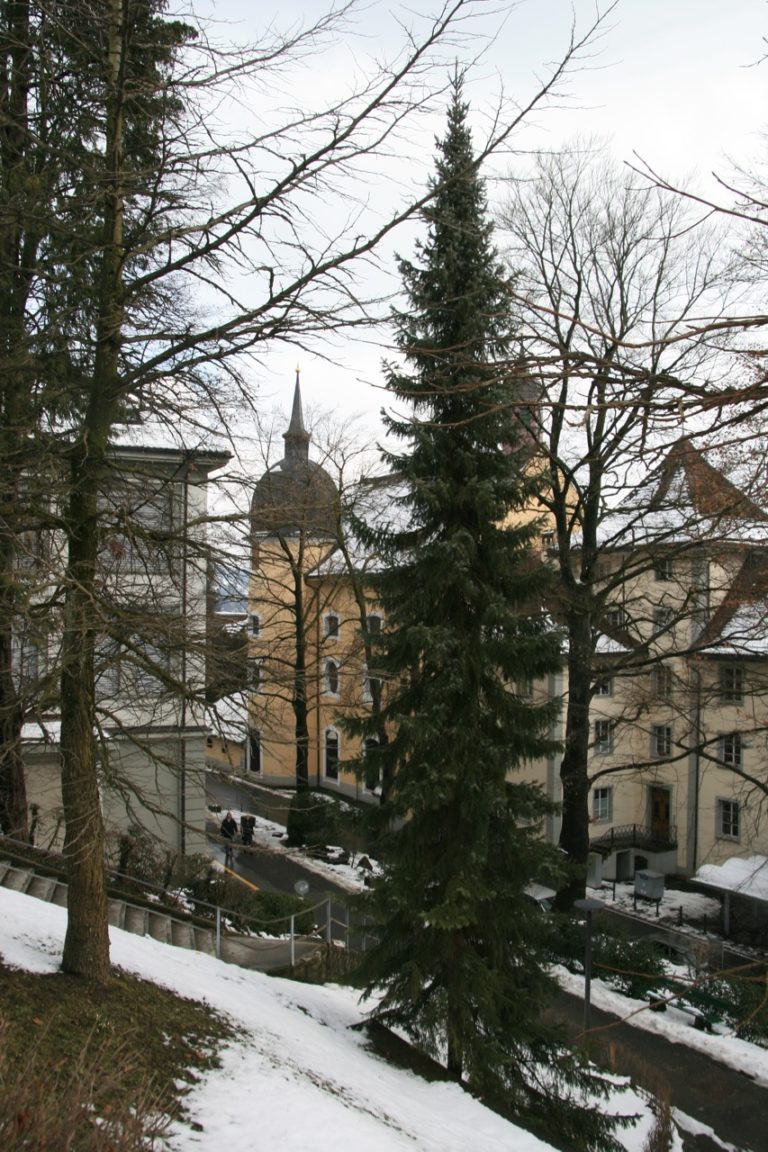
[650,786,671,841]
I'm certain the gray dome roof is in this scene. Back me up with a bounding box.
[251,377,339,538]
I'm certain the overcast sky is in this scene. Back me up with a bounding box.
[191,0,768,438]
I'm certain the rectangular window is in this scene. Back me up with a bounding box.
[592,786,613,823]
[652,724,672,758]
[654,558,673,581]
[250,614,260,637]
[516,675,534,698]
[721,732,743,768]
[717,798,740,840]
[594,719,613,754]
[720,664,744,703]
[133,641,171,693]
[324,614,339,639]
[12,636,39,691]
[248,659,262,691]
[654,607,674,632]
[102,479,176,576]
[594,678,613,697]
[95,638,120,698]
[605,606,625,630]
[366,614,382,635]
[324,729,339,780]
[651,664,673,699]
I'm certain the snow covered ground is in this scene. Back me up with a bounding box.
[1,884,679,1152]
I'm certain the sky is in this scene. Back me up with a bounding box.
[186,0,768,442]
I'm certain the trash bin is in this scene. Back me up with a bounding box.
[635,869,665,901]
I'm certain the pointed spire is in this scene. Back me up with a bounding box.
[283,367,310,462]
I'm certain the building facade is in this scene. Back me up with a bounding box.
[238,401,768,880]
[20,435,230,856]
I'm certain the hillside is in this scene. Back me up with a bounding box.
[0,885,667,1151]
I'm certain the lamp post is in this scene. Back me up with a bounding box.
[573,897,603,1037]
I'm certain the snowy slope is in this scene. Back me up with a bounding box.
[0,885,670,1152]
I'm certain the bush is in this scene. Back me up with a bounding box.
[552,918,672,1001]
[170,856,315,935]
[109,825,175,890]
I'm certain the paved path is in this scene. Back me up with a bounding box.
[552,991,764,1152]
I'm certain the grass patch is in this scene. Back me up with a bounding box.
[0,957,234,1148]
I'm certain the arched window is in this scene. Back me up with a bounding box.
[362,665,381,705]
[324,658,339,696]
[248,728,262,774]
[363,736,382,793]
[324,728,340,781]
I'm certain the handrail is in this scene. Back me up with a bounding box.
[0,833,326,939]
[590,823,678,850]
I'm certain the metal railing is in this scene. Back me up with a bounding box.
[0,833,372,965]
[590,823,678,854]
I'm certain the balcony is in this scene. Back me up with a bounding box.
[590,823,678,856]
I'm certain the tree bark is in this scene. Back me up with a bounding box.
[60,0,126,982]
[556,610,593,906]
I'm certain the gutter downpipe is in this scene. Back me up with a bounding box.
[690,661,701,874]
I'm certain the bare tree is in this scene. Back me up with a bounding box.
[1,0,612,982]
[498,146,734,901]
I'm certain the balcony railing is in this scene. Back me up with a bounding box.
[590,823,678,855]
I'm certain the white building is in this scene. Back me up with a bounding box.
[19,435,230,857]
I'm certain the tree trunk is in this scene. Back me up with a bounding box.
[0,0,35,843]
[292,561,310,790]
[556,611,593,907]
[0,617,27,839]
[60,446,110,983]
[59,0,126,982]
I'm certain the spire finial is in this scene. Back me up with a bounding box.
[284,368,310,461]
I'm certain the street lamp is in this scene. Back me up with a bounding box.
[573,897,603,1038]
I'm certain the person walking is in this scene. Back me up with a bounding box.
[220,811,237,867]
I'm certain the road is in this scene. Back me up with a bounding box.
[552,990,764,1152]
[206,775,766,1149]
[206,775,366,948]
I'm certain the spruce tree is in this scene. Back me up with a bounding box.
[352,79,626,1150]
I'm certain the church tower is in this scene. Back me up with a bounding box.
[248,374,341,791]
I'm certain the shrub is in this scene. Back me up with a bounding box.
[170,856,315,935]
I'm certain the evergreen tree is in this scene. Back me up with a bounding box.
[351,79,625,1150]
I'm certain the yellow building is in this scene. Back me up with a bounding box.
[241,391,768,881]
[246,377,383,801]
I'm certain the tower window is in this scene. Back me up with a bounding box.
[324,729,340,781]
[325,659,339,696]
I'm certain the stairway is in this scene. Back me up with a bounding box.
[0,859,216,958]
